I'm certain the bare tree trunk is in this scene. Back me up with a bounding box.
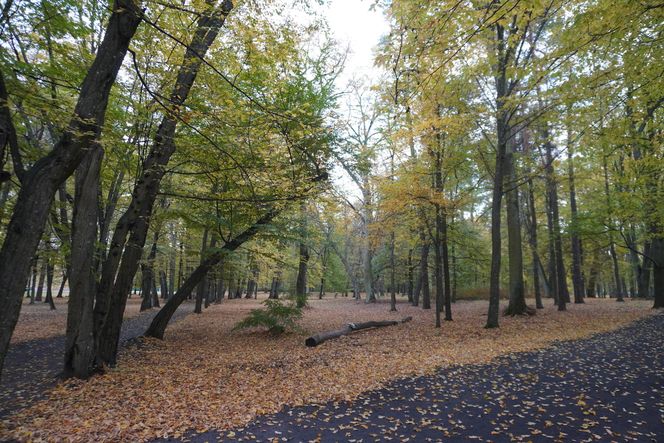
[159,270,169,303]
[545,140,567,311]
[140,230,160,311]
[567,142,585,303]
[177,241,184,292]
[602,156,623,302]
[194,228,209,314]
[44,241,56,310]
[145,209,279,339]
[638,242,652,298]
[95,1,234,366]
[65,145,103,378]
[407,249,414,303]
[168,226,177,299]
[652,236,664,308]
[486,22,508,328]
[441,212,452,320]
[389,231,397,312]
[56,271,68,299]
[0,0,142,378]
[504,142,530,316]
[586,249,599,298]
[35,258,47,302]
[295,234,309,308]
[362,182,374,303]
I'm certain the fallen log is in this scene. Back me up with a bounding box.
[305,316,412,347]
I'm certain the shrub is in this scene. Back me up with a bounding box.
[233,299,303,335]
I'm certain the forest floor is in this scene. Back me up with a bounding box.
[0,295,658,442]
[0,297,191,419]
[171,311,664,443]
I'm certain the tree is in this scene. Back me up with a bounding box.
[0,0,142,379]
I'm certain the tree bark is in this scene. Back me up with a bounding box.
[95,1,234,366]
[389,231,397,312]
[0,0,142,379]
[295,207,309,308]
[35,258,47,302]
[44,241,56,310]
[486,22,508,328]
[145,208,279,339]
[362,181,374,303]
[545,140,567,311]
[504,141,530,316]
[140,230,160,311]
[602,155,623,302]
[638,242,652,298]
[194,228,209,314]
[651,236,664,308]
[65,145,104,378]
[407,248,414,303]
[526,173,544,309]
[567,143,585,303]
[305,317,412,347]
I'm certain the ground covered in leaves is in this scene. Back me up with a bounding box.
[9,297,144,344]
[0,297,188,420]
[0,296,657,441]
[177,312,663,442]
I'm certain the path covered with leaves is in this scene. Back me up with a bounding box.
[0,297,657,441]
[173,313,664,442]
[0,298,191,419]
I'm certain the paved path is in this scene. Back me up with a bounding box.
[0,303,192,419]
[161,313,664,442]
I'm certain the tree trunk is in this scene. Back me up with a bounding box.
[159,270,169,304]
[194,228,209,314]
[151,276,160,308]
[652,236,664,308]
[526,175,544,309]
[486,22,508,328]
[362,182,374,303]
[441,212,452,320]
[602,156,623,302]
[65,145,103,378]
[568,143,585,303]
[95,1,234,366]
[145,209,279,339]
[167,226,177,299]
[421,243,431,310]
[44,242,56,310]
[29,261,38,303]
[295,238,309,307]
[0,0,142,378]
[35,258,47,302]
[319,244,328,299]
[305,317,412,347]
[416,245,430,309]
[638,242,652,298]
[56,271,68,299]
[407,249,414,303]
[177,241,184,292]
[545,140,567,311]
[140,230,160,311]
[504,143,530,316]
[389,231,397,312]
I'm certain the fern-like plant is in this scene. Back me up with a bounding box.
[233,299,303,335]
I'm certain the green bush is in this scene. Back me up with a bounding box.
[233,299,303,335]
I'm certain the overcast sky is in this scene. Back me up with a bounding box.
[322,0,389,87]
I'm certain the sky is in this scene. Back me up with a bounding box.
[318,0,390,199]
[322,0,390,88]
